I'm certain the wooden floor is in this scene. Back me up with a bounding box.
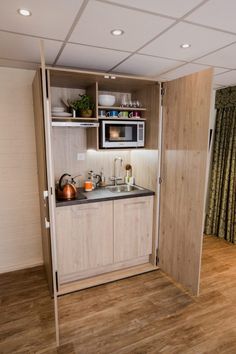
[1,235,236,353]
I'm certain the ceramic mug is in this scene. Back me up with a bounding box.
[98,109,106,118]
[129,111,141,118]
[106,110,118,117]
[118,111,129,118]
[84,180,93,192]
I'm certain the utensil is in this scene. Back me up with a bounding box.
[120,94,129,107]
[98,95,116,106]
[84,180,93,192]
[106,110,119,117]
[118,111,129,118]
[129,111,141,118]
[52,107,65,113]
[98,109,107,118]
[56,173,77,200]
[52,112,72,117]
[87,171,101,189]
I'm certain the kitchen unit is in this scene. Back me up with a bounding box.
[33,67,160,295]
[32,64,212,342]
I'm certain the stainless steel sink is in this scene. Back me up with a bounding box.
[106,184,144,193]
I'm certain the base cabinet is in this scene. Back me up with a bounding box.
[114,196,153,262]
[55,196,154,284]
[56,201,113,281]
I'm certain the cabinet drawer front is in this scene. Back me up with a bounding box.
[114,196,153,262]
[56,201,113,278]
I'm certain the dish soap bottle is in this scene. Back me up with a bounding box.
[125,164,132,184]
[100,167,106,187]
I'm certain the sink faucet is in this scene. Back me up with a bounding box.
[110,156,123,185]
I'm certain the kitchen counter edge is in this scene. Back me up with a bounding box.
[56,187,155,207]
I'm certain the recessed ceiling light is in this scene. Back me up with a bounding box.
[180,43,191,49]
[111,29,124,36]
[17,8,32,17]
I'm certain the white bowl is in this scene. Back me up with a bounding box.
[52,107,65,112]
[98,95,115,107]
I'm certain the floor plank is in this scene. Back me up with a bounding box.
[0,235,236,353]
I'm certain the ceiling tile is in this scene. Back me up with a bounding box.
[0,0,83,40]
[139,22,235,61]
[196,43,236,69]
[155,63,228,81]
[57,43,130,71]
[69,1,174,51]
[155,63,210,80]
[0,32,62,64]
[105,0,204,18]
[214,70,236,87]
[213,83,226,89]
[186,0,236,34]
[112,54,183,77]
[213,67,231,75]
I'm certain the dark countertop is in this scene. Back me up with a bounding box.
[56,185,155,207]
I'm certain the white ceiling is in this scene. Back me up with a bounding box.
[0,0,236,87]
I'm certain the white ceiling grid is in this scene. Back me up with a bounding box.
[0,0,235,87]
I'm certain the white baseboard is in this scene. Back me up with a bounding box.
[0,260,44,274]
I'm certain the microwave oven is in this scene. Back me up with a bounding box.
[99,119,145,148]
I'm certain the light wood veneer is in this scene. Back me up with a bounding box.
[114,196,153,262]
[56,201,113,282]
[159,68,213,295]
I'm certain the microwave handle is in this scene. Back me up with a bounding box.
[138,122,145,145]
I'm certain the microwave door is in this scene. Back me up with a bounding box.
[108,125,134,141]
[101,120,144,148]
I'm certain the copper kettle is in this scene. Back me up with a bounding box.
[56,173,77,201]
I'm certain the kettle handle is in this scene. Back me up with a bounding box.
[59,173,71,191]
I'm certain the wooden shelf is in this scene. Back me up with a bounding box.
[51,117,98,121]
[98,117,146,121]
[58,263,159,295]
[98,106,147,111]
[51,117,99,127]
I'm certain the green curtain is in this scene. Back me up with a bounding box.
[205,87,236,243]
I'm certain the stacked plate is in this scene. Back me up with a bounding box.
[51,107,72,117]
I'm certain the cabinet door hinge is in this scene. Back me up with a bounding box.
[156,249,159,265]
[45,69,49,98]
[40,68,49,99]
[43,190,49,199]
[161,84,166,106]
[55,271,59,292]
[159,177,163,184]
[45,217,50,229]
[161,87,166,96]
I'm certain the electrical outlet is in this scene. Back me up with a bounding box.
[77,153,86,161]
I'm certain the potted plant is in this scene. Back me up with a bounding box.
[69,94,95,118]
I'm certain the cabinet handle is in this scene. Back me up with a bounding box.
[125,201,147,206]
[71,205,99,214]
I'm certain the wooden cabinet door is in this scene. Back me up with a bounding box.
[159,68,213,295]
[56,201,113,280]
[32,71,53,295]
[114,196,153,262]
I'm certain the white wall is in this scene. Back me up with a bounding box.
[0,67,43,273]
